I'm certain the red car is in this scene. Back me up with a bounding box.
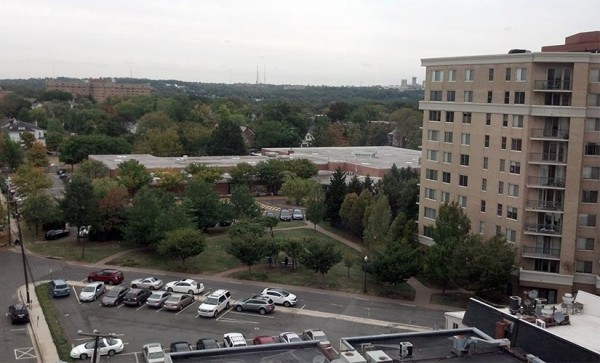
[87,269,124,285]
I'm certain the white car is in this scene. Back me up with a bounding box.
[261,287,297,307]
[223,333,247,347]
[303,329,331,347]
[279,332,302,343]
[131,277,164,290]
[142,343,172,363]
[70,337,124,360]
[79,282,105,302]
[165,279,204,295]
[197,289,231,318]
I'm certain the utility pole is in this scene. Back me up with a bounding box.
[77,330,118,363]
[14,207,30,304]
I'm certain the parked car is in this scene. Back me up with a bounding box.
[70,337,124,360]
[79,282,105,302]
[264,211,276,218]
[165,278,204,294]
[101,286,130,307]
[234,296,275,315]
[49,279,70,298]
[197,289,231,317]
[279,332,302,343]
[142,343,169,363]
[292,208,304,220]
[223,333,247,348]
[87,269,124,285]
[303,329,331,347]
[253,335,276,345]
[8,304,29,324]
[169,341,192,353]
[123,288,152,306]
[163,293,194,311]
[196,338,219,350]
[146,291,171,308]
[45,229,70,240]
[131,277,164,290]
[261,287,297,307]
[279,208,292,221]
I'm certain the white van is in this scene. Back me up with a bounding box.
[197,289,231,317]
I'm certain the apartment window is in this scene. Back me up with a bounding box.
[483,157,488,169]
[465,68,474,81]
[497,203,503,216]
[516,68,527,81]
[507,206,518,220]
[488,68,494,81]
[499,159,506,172]
[441,191,450,203]
[424,207,437,219]
[449,69,456,81]
[464,91,473,102]
[443,152,452,163]
[459,175,469,187]
[506,229,517,243]
[442,172,451,183]
[509,161,521,174]
[458,195,467,208]
[508,183,519,197]
[502,114,509,126]
[504,92,510,104]
[496,225,502,235]
[424,188,436,200]
[512,115,524,128]
[505,67,511,81]
[460,154,470,166]
[590,69,600,82]
[425,169,438,181]
[447,91,456,101]
[444,131,453,143]
[432,70,444,82]
[576,238,594,251]
[461,133,471,145]
[585,118,600,131]
[501,137,507,149]
[484,135,490,147]
[575,260,593,274]
[588,94,600,106]
[584,143,600,155]
[445,111,455,122]
[581,190,598,203]
[462,112,472,124]
[485,113,491,126]
[498,181,504,194]
[582,167,600,179]
[423,226,434,238]
[579,214,597,227]
[430,90,442,101]
[480,200,486,212]
[479,221,485,234]
[427,130,439,141]
[429,110,441,121]
[514,92,526,104]
[426,149,438,161]
[534,259,559,273]
[511,138,522,151]
[481,178,487,191]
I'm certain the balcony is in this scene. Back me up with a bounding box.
[526,200,563,212]
[524,223,562,235]
[529,152,567,164]
[530,128,569,140]
[519,268,573,286]
[527,176,565,188]
[534,79,572,91]
[521,245,560,259]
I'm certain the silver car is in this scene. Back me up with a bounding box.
[131,277,164,290]
[146,291,171,308]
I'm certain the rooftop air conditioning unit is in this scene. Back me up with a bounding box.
[360,343,376,353]
[339,350,367,363]
[535,319,546,329]
[364,350,392,363]
[399,342,413,358]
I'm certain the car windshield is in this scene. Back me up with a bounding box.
[149,293,162,299]
[106,289,121,297]
[82,286,96,292]
[274,289,289,297]
[205,297,219,305]
[148,352,164,359]
[166,295,180,302]
[55,284,67,289]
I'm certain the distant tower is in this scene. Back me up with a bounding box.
[412,77,417,86]
[263,65,266,84]
[256,65,260,84]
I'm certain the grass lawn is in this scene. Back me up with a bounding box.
[317,222,363,244]
[27,237,133,264]
[273,220,307,229]
[35,284,73,362]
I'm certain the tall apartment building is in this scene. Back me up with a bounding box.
[418,32,600,303]
[46,78,151,102]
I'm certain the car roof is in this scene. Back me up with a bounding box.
[209,289,228,296]
[52,279,67,284]
[87,281,104,287]
[11,304,27,310]
[144,343,163,351]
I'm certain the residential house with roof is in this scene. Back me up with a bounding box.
[0,117,47,145]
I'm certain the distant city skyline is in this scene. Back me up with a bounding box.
[0,0,598,86]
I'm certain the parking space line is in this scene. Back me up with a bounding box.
[135,304,145,311]
[175,302,197,316]
[229,311,275,319]
[73,288,81,304]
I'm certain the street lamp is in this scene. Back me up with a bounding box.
[363,255,369,294]
[77,329,118,363]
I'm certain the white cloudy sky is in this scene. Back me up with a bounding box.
[0,0,598,86]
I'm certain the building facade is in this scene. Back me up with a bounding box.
[418,41,600,302]
[46,78,151,102]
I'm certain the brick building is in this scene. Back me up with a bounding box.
[45,78,151,102]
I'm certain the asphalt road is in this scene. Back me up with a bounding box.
[1,248,447,362]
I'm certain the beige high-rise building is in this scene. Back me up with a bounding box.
[417,32,600,303]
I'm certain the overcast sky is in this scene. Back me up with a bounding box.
[1,0,598,86]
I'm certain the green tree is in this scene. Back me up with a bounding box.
[45,131,65,152]
[117,159,151,195]
[255,159,286,194]
[339,192,358,231]
[12,165,52,195]
[260,215,279,237]
[389,108,423,150]
[371,240,421,285]
[229,185,262,220]
[343,253,355,278]
[306,188,326,232]
[21,192,60,235]
[60,175,98,258]
[282,238,303,269]
[347,175,363,195]
[363,194,392,251]
[157,227,206,266]
[20,132,36,149]
[25,141,48,167]
[154,169,185,192]
[280,177,319,206]
[325,168,346,226]
[133,128,184,157]
[283,159,318,179]
[300,238,343,284]
[227,222,268,273]
[185,163,222,183]
[386,212,417,246]
[208,118,247,156]
[76,159,109,180]
[59,135,132,166]
[94,186,129,240]
[0,135,24,170]
[254,121,300,149]
[229,162,256,186]
[184,180,223,231]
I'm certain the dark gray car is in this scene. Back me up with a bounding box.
[101,286,130,307]
[234,296,275,315]
[50,279,70,298]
